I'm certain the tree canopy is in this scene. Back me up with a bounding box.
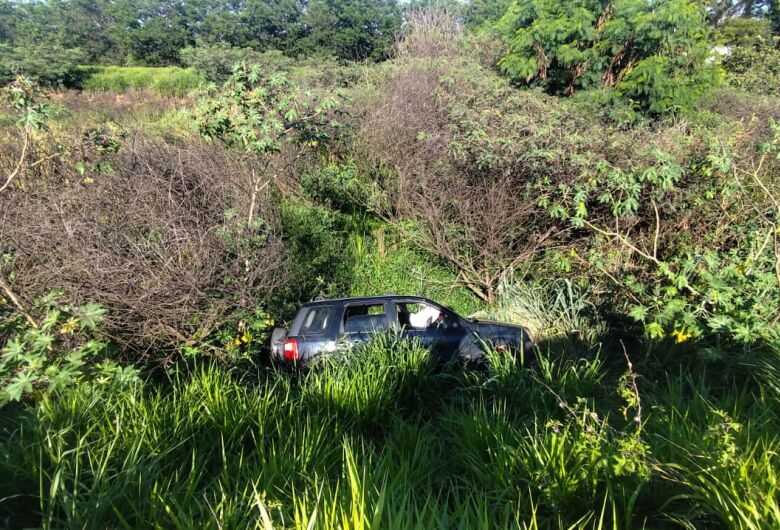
[497,0,722,113]
[0,0,401,66]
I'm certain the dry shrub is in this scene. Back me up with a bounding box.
[55,88,188,119]
[394,8,463,60]
[358,11,571,304]
[0,134,285,353]
[0,126,71,188]
[356,32,703,301]
[356,56,567,302]
[700,88,780,163]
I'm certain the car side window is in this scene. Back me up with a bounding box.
[343,303,388,333]
[395,302,443,330]
[300,306,332,334]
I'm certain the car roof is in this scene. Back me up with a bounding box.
[301,295,437,308]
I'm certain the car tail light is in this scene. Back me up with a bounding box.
[283,338,299,361]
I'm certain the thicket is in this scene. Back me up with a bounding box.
[349,10,780,360]
[1,133,286,353]
[0,3,776,408]
[0,4,777,386]
[180,44,290,84]
[0,43,85,88]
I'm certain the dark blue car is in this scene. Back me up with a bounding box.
[270,295,533,365]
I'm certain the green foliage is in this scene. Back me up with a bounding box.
[195,64,339,157]
[492,278,606,343]
[0,294,139,405]
[2,75,51,130]
[300,0,402,61]
[299,160,371,215]
[348,229,485,316]
[646,376,780,528]
[0,43,85,88]
[0,0,404,68]
[497,0,722,114]
[271,201,355,319]
[2,15,780,528]
[210,307,275,362]
[721,37,780,96]
[537,113,780,358]
[181,43,292,84]
[715,16,772,47]
[148,67,204,97]
[195,64,345,321]
[118,15,192,66]
[626,245,780,350]
[464,0,514,28]
[301,336,436,428]
[81,66,204,97]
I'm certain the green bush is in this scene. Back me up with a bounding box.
[299,161,372,215]
[181,43,293,83]
[722,39,780,96]
[0,43,85,88]
[0,293,139,405]
[715,17,773,48]
[270,201,355,320]
[535,103,780,366]
[348,230,485,316]
[496,0,721,114]
[81,66,204,96]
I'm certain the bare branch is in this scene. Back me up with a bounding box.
[0,278,38,329]
[0,130,29,194]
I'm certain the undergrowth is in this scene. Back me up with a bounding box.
[0,338,776,529]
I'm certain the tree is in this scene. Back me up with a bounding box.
[715,16,772,46]
[463,0,513,27]
[770,0,780,33]
[0,1,19,43]
[241,0,307,54]
[106,0,192,65]
[706,0,772,27]
[0,43,85,87]
[181,43,291,83]
[194,63,339,227]
[497,0,721,114]
[45,0,117,63]
[302,0,402,61]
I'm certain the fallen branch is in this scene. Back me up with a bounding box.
[0,278,38,329]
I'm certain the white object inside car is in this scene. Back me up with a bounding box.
[408,304,441,329]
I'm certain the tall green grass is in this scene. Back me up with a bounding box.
[0,338,777,529]
[80,66,205,97]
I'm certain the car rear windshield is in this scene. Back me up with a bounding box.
[343,303,388,333]
[299,306,332,335]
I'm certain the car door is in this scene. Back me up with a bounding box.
[338,301,392,351]
[393,301,467,362]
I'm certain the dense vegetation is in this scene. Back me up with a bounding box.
[1,1,780,528]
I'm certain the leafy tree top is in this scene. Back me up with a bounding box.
[497,0,722,114]
[194,63,339,158]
